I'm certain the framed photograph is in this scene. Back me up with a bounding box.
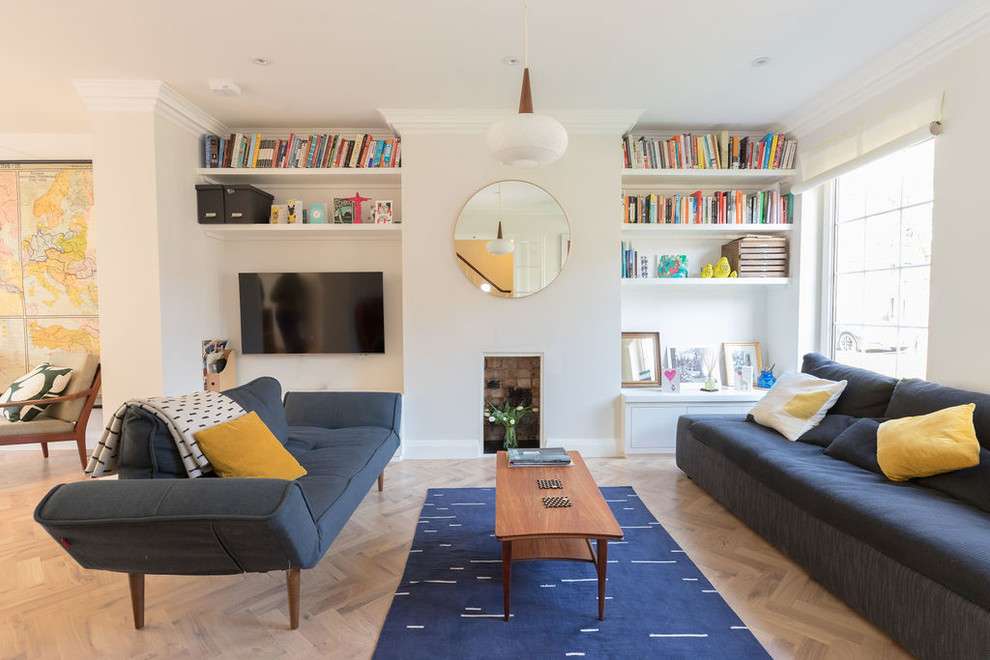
[373,200,393,224]
[333,198,355,224]
[723,342,763,387]
[621,332,660,387]
[667,346,712,383]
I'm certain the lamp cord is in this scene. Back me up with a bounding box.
[523,0,529,68]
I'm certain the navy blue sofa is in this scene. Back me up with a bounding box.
[34,377,401,630]
[676,354,990,659]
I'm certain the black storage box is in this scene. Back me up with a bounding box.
[196,184,274,224]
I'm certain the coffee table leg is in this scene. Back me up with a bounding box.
[596,539,608,620]
[502,540,512,622]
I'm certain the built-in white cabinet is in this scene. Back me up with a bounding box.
[621,386,766,453]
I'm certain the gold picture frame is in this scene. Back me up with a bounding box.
[621,332,661,387]
[722,342,762,387]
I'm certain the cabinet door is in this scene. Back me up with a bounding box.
[685,404,751,415]
[629,405,686,451]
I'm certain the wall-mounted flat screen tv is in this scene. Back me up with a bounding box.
[238,272,385,354]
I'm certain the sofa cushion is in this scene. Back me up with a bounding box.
[915,448,990,514]
[681,415,990,612]
[222,376,289,445]
[796,413,860,447]
[824,418,882,474]
[801,352,898,418]
[877,404,980,481]
[750,370,846,441]
[194,411,307,480]
[886,378,990,450]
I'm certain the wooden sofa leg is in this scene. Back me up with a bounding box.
[378,472,384,492]
[287,569,300,629]
[128,573,145,629]
[41,442,49,458]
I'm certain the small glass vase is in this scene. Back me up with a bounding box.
[503,425,518,449]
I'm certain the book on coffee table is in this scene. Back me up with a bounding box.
[506,447,572,466]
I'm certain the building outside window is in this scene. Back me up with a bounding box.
[827,139,934,379]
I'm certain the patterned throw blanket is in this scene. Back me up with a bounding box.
[85,391,247,478]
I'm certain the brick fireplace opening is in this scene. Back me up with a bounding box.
[483,354,542,454]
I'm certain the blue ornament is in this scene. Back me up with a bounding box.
[757,367,776,389]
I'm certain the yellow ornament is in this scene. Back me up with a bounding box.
[730,270,738,278]
[701,263,714,278]
[713,257,731,278]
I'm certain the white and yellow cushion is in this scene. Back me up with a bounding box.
[750,370,847,441]
[877,404,980,481]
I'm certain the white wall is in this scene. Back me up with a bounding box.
[401,132,621,458]
[794,31,990,390]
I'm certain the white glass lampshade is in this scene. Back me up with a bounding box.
[486,237,515,255]
[486,113,568,168]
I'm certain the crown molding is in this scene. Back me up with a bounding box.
[73,80,227,136]
[379,109,642,136]
[780,0,990,138]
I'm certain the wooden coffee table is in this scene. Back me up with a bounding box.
[495,450,623,621]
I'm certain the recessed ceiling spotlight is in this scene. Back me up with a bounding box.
[503,56,521,66]
[751,56,771,68]
[251,57,272,66]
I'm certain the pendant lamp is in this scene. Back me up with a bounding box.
[486,185,515,255]
[487,0,568,167]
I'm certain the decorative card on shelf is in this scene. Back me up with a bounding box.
[333,198,355,224]
[285,199,303,224]
[374,200,393,224]
[637,252,655,279]
[269,204,287,224]
[658,255,688,278]
[662,368,680,393]
[667,346,712,383]
[308,203,327,224]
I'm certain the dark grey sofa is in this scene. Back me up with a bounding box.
[34,377,401,629]
[676,354,990,659]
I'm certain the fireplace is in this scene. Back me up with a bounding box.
[483,354,542,454]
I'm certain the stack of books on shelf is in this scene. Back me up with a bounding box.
[201,132,401,169]
[506,447,572,466]
[622,132,796,170]
[623,189,794,225]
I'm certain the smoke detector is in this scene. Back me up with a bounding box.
[209,79,241,96]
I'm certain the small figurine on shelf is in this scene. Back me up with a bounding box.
[713,257,731,278]
[700,263,714,278]
[757,364,777,389]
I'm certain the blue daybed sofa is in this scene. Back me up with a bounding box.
[676,354,990,659]
[34,377,401,630]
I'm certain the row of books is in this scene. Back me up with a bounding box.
[621,248,689,279]
[201,133,401,169]
[622,132,796,170]
[623,189,794,225]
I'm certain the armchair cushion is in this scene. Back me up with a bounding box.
[0,363,73,422]
[0,413,74,436]
[45,352,100,422]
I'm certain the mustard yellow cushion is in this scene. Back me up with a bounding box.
[193,411,307,480]
[876,404,980,481]
[749,370,847,441]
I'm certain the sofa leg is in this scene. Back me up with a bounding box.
[286,569,300,629]
[128,573,145,629]
[378,472,384,492]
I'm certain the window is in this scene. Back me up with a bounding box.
[827,139,934,379]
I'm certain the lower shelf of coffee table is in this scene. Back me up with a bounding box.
[510,537,595,563]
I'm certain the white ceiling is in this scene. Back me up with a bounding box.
[0,0,982,135]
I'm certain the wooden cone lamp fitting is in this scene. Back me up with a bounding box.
[518,68,534,114]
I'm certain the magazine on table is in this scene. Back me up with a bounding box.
[506,447,572,466]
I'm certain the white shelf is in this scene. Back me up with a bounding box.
[621,385,767,404]
[201,223,402,241]
[621,168,794,187]
[621,277,790,287]
[196,167,401,186]
[621,223,793,238]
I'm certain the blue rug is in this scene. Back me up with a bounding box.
[373,487,769,659]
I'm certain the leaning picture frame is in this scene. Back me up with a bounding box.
[621,331,661,387]
[666,346,712,384]
[722,342,762,387]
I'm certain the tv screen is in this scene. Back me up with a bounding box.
[238,272,385,354]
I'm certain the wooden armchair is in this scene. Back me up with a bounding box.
[0,353,101,469]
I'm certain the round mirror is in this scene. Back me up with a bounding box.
[453,181,570,298]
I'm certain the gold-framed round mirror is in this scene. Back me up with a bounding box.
[453,181,570,298]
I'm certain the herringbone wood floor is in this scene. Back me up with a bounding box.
[1,449,912,659]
